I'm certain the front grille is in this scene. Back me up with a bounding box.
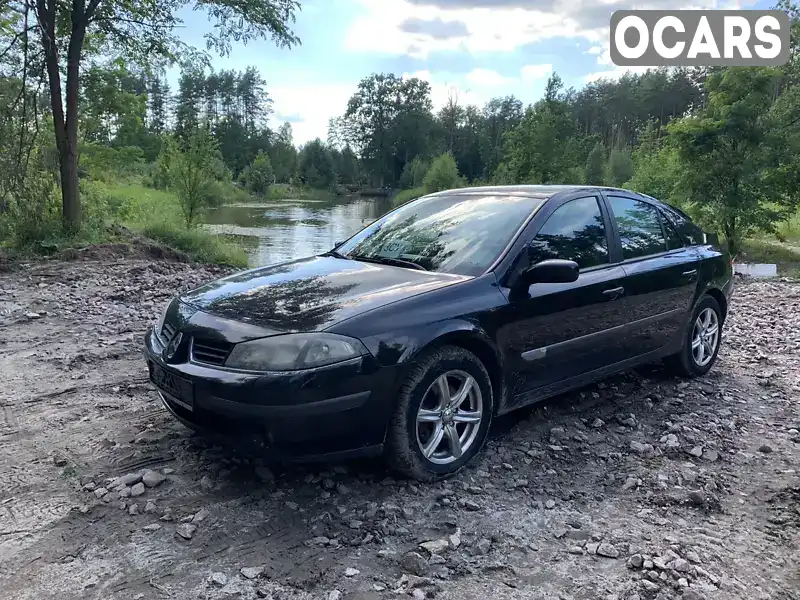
[192,337,234,366]
[160,320,177,345]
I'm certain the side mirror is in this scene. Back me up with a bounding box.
[520,259,579,286]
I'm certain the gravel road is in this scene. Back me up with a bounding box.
[1,254,798,600]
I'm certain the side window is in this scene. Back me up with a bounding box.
[662,206,704,245]
[528,197,609,269]
[661,212,685,250]
[609,196,667,260]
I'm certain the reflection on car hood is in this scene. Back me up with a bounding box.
[180,256,469,332]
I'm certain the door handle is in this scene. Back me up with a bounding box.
[682,269,697,277]
[603,286,625,298]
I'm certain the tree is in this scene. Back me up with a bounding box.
[669,68,782,253]
[240,150,274,195]
[270,122,297,183]
[14,0,300,230]
[607,147,634,186]
[148,75,170,134]
[423,152,463,193]
[585,142,606,185]
[399,156,428,189]
[298,138,336,189]
[170,128,220,227]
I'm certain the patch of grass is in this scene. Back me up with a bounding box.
[775,209,800,243]
[89,179,249,266]
[141,222,248,267]
[393,186,426,206]
[259,184,334,201]
[739,238,800,277]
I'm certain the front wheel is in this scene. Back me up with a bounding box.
[666,295,723,377]
[385,346,494,481]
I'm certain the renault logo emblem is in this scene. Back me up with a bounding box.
[163,331,183,361]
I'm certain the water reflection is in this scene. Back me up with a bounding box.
[204,196,396,267]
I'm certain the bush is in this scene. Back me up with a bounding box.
[240,151,274,196]
[4,156,62,246]
[399,157,429,189]
[393,186,426,206]
[423,152,464,193]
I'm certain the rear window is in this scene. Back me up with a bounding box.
[660,205,705,246]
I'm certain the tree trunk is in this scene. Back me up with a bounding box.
[37,0,86,231]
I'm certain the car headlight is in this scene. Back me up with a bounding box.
[154,299,171,337]
[225,333,368,372]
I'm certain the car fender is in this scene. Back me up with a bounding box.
[393,319,508,412]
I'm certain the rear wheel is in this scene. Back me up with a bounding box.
[666,295,723,377]
[386,346,493,481]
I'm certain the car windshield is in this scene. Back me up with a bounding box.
[337,194,545,276]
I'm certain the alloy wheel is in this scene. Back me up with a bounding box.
[691,307,720,367]
[415,370,484,465]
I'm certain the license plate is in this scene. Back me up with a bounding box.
[149,361,193,411]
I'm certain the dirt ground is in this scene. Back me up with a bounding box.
[1,255,798,600]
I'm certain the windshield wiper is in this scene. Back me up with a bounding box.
[322,250,351,260]
[350,255,428,271]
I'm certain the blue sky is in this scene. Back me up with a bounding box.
[175,0,769,145]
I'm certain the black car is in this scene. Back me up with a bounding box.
[144,185,733,480]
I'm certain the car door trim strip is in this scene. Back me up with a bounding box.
[521,308,685,361]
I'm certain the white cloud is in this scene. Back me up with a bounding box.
[465,68,509,86]
[403,70,484,111]
[267,82,357,145]
[347,0,585,58]
[346,0,744,59]
[520,63,553,82]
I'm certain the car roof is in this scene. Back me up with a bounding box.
[425,184,646,201]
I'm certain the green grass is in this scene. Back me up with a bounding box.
[393,186,426,206]
[141,222,248,266]
[87,180,248,266]
[257,183,334,201]
[739,238,800,277]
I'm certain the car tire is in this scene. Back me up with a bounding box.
[665,295,723,378]
[385,345,494,482]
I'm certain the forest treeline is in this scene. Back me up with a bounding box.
[0,0,799,257]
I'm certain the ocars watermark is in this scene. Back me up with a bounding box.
[610,10,790,67]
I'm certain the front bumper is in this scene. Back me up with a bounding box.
[143,328,399,461]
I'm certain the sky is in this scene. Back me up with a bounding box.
[174,0,770,146]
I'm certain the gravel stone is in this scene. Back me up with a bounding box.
[176,523,197,540]
[141,469,166,488]
[597,543,620,558]
[401,552,429,576]
[130,483,146,497]
[240,566,264,579]
[628,554,644,569]
[420,539,449,555]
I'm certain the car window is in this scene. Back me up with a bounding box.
[609,196,667,259]
[528,197,609,269]
[337,194,545,276]
[661,212,685,250]
[661,205,705,245]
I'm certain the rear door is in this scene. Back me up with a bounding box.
[603,193,700,355]
[496,194,628,408]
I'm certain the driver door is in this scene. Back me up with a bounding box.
[497,195,629,408]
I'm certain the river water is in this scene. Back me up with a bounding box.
[203,195,395,267]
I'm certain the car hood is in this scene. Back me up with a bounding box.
[180,256,469,333]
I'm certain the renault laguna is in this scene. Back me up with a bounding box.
[144,185,733,481]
